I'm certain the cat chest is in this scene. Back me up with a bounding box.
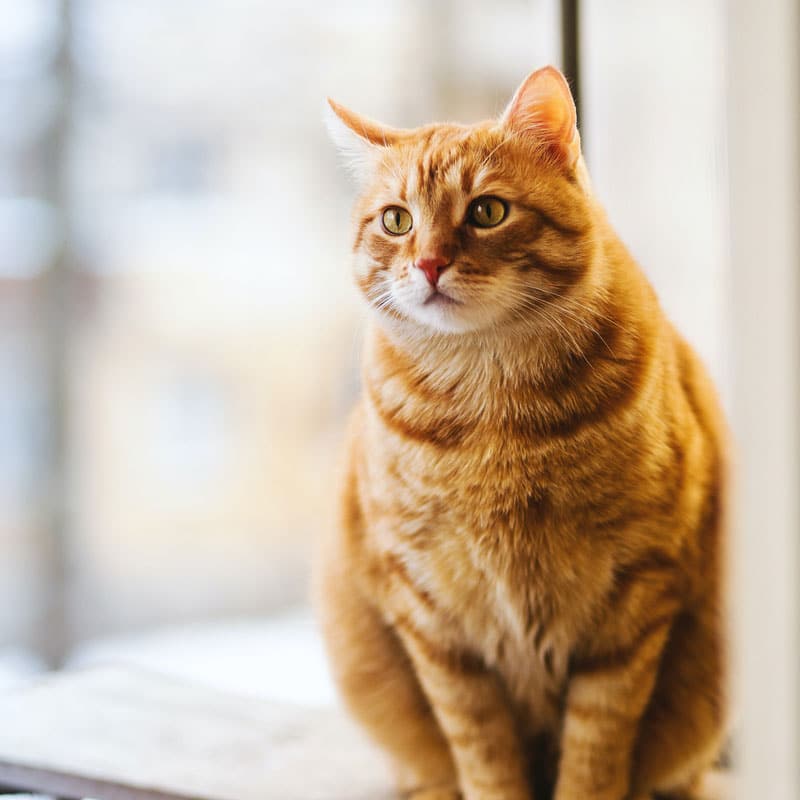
[368,449,590,634]
[373,491,584,722]
[364,445,607,730]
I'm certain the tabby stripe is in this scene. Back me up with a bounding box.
[460,160,476,194]
[592,487,688,531]
[591,506,649,532]
[541,645,556,677]
[395,615,486,676]
[496,213,546,240]
[433,148,463,184]
[524,605,536,634]
[416,132,438,197]
[516,252,586,286]
[607,549,681,609]
[374,336,462,402]
[535,308,627,396]
[435,695,505,725]
[511,369,644,441]
[353,213,375,252]
[677,338,707,434]
[446,727,513,750]
[467,771,528,790]
[512,201,587,236]
[518,202,589,236]
[367,377,471,448]
[383,551,438,613]
[355,271,378,295]
[556,748,626,797]
[530,336,651,440]
[566,699,640,724]
[647,435,688,516]
[415,156,426,201]
[532,622,546,651]
[696,464,723,548]
[516,227,591,272]
[446,730,480,748]
[571,611,675,676]
[616,548,680,580]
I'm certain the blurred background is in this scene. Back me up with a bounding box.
[0,0,797,795]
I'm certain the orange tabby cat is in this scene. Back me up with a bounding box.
[315,66,728,800]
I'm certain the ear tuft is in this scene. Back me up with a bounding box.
[324,99,404,183]
[324,99,372,181]
[501,66,580,168]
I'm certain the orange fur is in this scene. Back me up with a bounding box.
[315,66,729,800]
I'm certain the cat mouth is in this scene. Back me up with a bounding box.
[423,289,462,307]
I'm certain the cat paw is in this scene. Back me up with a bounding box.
[652,769,732,800]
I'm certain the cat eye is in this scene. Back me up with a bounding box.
[467,196,508,228]
[381,206,413,236]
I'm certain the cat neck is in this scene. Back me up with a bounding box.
[364,234,658,414]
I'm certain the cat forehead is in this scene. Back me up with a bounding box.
[376,123,508,199]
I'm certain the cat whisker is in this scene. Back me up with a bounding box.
[475,132,512,179]
[496,286,594,365]
[521,281,624,333]
[503,283,616,357]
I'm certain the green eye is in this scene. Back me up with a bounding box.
[381,206,413,235]
[468,196,508,228]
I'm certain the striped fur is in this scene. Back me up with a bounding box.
[315,67,729,800]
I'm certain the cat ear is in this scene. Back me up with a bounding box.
[325,99,403,181]
[501,66,580,169]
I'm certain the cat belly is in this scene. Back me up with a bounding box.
[480,610,569,738]
[408,542,571,738]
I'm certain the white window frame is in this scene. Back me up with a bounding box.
[727,1,799,797]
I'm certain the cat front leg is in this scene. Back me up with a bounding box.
[394,615,533,800]
[316,548,459,797]
[554,603,677,800]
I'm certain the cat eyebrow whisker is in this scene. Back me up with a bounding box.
[473,131,513,188]
[378,152,407,195]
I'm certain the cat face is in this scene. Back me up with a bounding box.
[328,67,594,336]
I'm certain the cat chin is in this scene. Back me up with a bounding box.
[377,301,504,337]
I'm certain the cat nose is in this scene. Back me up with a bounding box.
[415,254,452,287]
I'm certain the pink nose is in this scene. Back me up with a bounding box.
[415,254,452,287]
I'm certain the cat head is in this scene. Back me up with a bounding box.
[327,66,596,337]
